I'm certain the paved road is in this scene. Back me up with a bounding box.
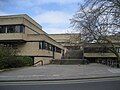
[0,78,120,90]
[0,63,120,81]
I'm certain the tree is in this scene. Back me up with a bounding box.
[70,0,120,67]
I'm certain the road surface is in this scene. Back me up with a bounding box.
[0,78,120,90]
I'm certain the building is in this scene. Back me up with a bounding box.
[49,33,81,50]
[49,33,120,64]
[84,37,120,63]
[49,33,83,59]
[0,14,65,65]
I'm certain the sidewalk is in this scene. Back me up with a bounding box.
[0,63,120,81]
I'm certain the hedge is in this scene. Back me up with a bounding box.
[0,56,33,69]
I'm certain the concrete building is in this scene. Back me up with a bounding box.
[84,37,120,63]
[83,44,118,62]
[49,33,83,59]
[49,33,81,50]
[0,14,65,65]
[49,33,120,64]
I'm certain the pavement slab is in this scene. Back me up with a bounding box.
[0,63,120,81]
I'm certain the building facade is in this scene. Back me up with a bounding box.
[49,34,83,59]
[49,33,120,64]
[49,33,81,50]
[84,41,120,63]
[0,14,65,65]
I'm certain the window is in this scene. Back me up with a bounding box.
[39,41,45,49]
[7,25,15,33]
[51,45,54,51]
[15,26,20,33]
[116,47,120,53]
[119,48,120,53]
[20,25,25,33]
[49,44,53,51]
[39,41,62,53]
[44,42,48,49]
[0,26,6,33]
[56,47,61,53]
[39,42,43,49]
[54,47,56,52]
[0,25,25,33]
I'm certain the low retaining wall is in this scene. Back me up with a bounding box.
[50,59,89,65]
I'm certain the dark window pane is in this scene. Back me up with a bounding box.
[20,25,25,33]
[44,42,48,49]
[51,45,54,51]
[56,47,61,53]
[39,41,62,53]
[49,44,52,51]
[42,41,45,49]
[47,43,51,50]
[7,25,15,33]
[0,25,25,33]
[39,42,43,49]
[39,41,46,49]
[54,47,56,52]
[0,26,6,33]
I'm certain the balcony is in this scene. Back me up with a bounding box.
[0,33,26,42]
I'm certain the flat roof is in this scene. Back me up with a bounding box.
[49,33,80,35]
[0,14,42,29]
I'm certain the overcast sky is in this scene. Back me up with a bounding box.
[0,0,83,34]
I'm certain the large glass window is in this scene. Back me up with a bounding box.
[7,25,15,33]
[39,41,62,53]
[0,25,25,33]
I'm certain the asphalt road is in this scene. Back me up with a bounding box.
[0,78,120,90]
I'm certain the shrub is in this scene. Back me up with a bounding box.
[0,56,33,69]
[0,45,33,69]
[0,45,16,69]
[16,56,33,66]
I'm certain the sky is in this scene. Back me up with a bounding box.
[0,0,84,34]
